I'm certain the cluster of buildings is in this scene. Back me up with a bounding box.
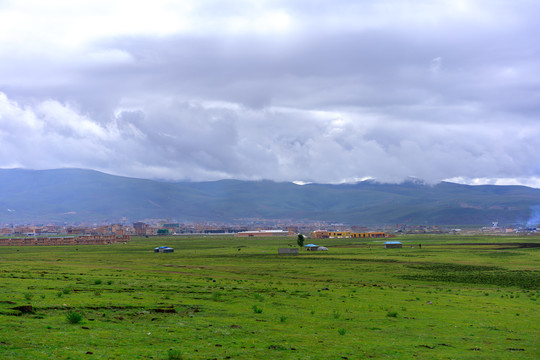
[480,221,539,234]
[395,224,445,234]
[311,230,388,239]
[1,216,400,239]
[0,234,130,247]
[0,224,128,237]
[0,220,394,240]
[233,229,389,239]
[132,221,253,236]
[236,230,293,237]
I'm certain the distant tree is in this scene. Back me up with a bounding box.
[297,233,305,248]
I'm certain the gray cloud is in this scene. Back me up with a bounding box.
[1,1,540,186]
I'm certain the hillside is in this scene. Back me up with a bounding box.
[1,168,540,225]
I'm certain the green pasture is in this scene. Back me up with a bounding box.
[0,234,538,359]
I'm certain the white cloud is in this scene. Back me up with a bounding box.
[0,0,193,46]
[2,91,540,187]
[430,57,442,74]
[85,49,135,66]
[0,93,120,169]
[0,1,539,187]
[447,177,540,189]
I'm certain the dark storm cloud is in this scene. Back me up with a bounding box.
[1,0,540,186]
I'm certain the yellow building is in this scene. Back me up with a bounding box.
[327,231,351,238]
[351,232,386,238]
[320,231,386,239]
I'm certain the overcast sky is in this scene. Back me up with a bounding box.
[1,0,539,186]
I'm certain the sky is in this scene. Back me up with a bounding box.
[1,0,539,186]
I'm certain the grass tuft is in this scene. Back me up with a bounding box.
[66,311,83,324]
[211,291,222,301]
[167,349,183,360]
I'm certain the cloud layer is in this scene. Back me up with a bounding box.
[1,0,539,185]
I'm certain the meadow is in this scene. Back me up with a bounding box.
[0,234,538,359]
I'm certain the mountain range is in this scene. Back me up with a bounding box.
[1,168,540,226]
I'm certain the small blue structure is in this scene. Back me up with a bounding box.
[304,244,319,251]
[384,241,402,249]
[154,246,174,253]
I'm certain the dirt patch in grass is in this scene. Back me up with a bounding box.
[11,305,35,314]
[403,262,539,289]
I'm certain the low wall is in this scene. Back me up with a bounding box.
[278,248,299,254]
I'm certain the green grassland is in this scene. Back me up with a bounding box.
[0,234,538,359]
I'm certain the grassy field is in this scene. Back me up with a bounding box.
[0,234,538,359]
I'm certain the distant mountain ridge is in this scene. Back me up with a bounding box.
[1,168,540,226]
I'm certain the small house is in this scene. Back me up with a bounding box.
[384,241,402,249]
[304,244,319,251]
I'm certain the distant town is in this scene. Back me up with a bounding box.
[0,219,538,241]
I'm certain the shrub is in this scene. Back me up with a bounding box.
[268,344,288,350]
[24,292,33,301]
[66,311,83,324]
[279,316,287,323]
[333,310,340,319]
[252,305,263,314]
[338,328,347,336]
[62,287,72,295]
[386,311,398,318]
[94,279,102,285]
[297,234,305,247]
[167,349,183,360]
